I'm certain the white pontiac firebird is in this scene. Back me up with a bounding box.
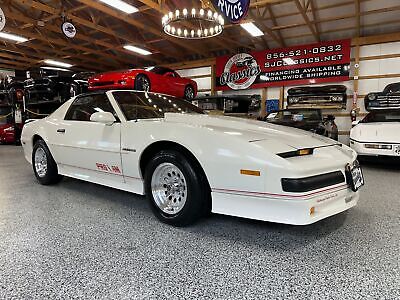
[21,90,364,226]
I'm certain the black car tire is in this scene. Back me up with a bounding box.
[134,74,151,92]
[144,150,209,226]
[184,85,195,100]
[32,140,63,185]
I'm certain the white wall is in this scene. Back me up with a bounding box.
[176,67,212,96]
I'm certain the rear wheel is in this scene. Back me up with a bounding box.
[32,140,63,185]
[184,85,195,100]
[134,74,151,92]
[144,150,208,226]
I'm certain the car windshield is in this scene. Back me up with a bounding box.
[0,107,12,125]
[112,91,204,120]
[145,66,174,75]
[268,110,321,122]
[361,110,400,123]
[383,83,400,94]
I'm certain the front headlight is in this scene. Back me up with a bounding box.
[289,97,300,103]
[332,95,343,101]
[368,93,377,101]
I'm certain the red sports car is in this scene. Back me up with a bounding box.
[88,66,198,100]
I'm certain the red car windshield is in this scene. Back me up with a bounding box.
[112,91,203,120]
[145,66,175,75]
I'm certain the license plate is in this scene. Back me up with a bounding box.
[347,162,364,192]
[394,145,400,156]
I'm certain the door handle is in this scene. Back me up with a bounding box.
[57,129,66,133]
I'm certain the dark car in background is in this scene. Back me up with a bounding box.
[287,85,347,109]
[365,82,400,110]
[24,73,91,104]
[193,95,261,117]
[263,108,338,140]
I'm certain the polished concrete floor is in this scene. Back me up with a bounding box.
[0,145,399,299]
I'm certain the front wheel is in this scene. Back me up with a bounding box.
[184,85,195,100]
[134,74,151,92]
[144,150,209,226]
[32,140,63,185]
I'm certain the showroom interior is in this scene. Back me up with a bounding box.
[0,0,399,299]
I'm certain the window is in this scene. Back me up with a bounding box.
[145,66,174,75]
[361,110,400,123]
[112,91,203,121]
[383,83,400,94]
[64,94,116,121]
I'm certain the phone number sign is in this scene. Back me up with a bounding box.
[215,39,351,91]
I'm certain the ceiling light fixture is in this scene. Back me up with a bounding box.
[98,0,138,14]
[44,59,73,68]
[0,32,28,43]
[40,66,72,72]
[240,22,264,37]
[162,8,224,39]
[123,45,152,56]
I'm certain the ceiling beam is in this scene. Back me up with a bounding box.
[76,0,207,57]
[294,0,319,41]
[5,8,164,66]
[16,0,179,62]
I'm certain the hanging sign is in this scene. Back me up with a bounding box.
[0,8,6,31]
[61,22,76,38]
[216,39,351,91]
[212,0,250,24]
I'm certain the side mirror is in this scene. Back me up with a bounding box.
[90,111,116,125]
[351,120,360,127]
[164,72,174,77]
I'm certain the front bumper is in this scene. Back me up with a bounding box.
[211,184,358,225]
[350,139,400,157]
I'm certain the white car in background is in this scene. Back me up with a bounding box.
[21,90,363,226]
[350,110,400,157]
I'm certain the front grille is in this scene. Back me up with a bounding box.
[281,171,345,193]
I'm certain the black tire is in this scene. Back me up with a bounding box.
[32,140,63,185]
[134,74,151,92]
[144,150,209,226]
[184,85,195,100]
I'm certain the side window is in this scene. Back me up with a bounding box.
[65,94,116,121]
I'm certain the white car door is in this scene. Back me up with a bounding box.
[52,93,124,184]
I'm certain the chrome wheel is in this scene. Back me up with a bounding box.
[185,86,194,100]
[151,162,187,215]
[138,76,150,92]
[34,147,47,178]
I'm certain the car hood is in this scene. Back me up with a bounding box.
[163,113,339,152]
[351,122,400,143]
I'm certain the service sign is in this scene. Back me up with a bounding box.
[212,0,250,23]
[216,39,351,91]
[0,8,5,32]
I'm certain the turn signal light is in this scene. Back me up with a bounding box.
[299,149,312,156]
[278,148,314,158]
[310,207,315,215]
[240,169,261,176]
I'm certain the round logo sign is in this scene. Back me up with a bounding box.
[0,8,6,32]
[212,0,250,24]
[62,22,76,38]
[220,53,261,90]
